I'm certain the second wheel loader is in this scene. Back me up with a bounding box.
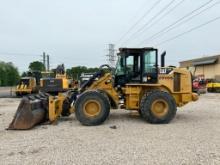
[40,64,75,94]
[8,47,198,130]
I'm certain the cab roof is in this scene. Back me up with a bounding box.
[118,47,157,55]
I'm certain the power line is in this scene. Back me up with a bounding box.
[121,0,176,46]
[156,16,220,46]
[139,0,220,45]
[0,52,41,57]
[147,0,186,27]
[135,0,186,43]
[126,0,156,24]
[139,0,214,45]
[116,0,163,45]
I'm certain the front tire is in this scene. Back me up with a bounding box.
[75,91,110,126]
[140,91,177,124]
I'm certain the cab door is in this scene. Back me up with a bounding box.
[142,50,158,83]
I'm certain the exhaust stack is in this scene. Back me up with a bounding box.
[161,51,166,67]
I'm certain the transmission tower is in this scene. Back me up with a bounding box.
[106,44,116,67]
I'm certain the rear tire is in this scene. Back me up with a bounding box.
[207,88,212,93]
[215,87,220,93]
[140,91,177,124]
[75,91,110,126]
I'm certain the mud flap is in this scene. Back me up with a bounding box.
[7,94,49,130]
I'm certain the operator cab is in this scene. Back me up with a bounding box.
[18,77,31,86]
[114,48,158,87]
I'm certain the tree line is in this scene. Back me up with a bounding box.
[0,61,20,86]
[0,60,103,86]
[66,66,100,80]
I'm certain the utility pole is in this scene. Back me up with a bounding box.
[43,52,46,71]
[46,54,50,71]
[106,44,116,67]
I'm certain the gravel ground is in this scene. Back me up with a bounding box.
[0,93,220,165]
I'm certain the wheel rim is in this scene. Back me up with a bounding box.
[83,100,101,117]
[151,99,168,118]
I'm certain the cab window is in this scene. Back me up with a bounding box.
[144,51,157,73]
[126,56,134,73]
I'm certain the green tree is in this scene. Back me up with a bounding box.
[29,61,45,71]
[0,61,20,86]
[0,63,6,86]
[66,66,101,80]
[21,72,27,77]
[6,62,20,86]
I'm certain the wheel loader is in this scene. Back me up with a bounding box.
[8,47,198,130]
[207,79,220,93]
[15,71,41,96]
[40,64,74,94]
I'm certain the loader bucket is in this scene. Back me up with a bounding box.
[7,94,49,130]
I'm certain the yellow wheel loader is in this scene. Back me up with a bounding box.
[15,71,42,96]
[8,47,198,130]
[40,64,74,94]
[207,79,220,93]
[15,77,38,96]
